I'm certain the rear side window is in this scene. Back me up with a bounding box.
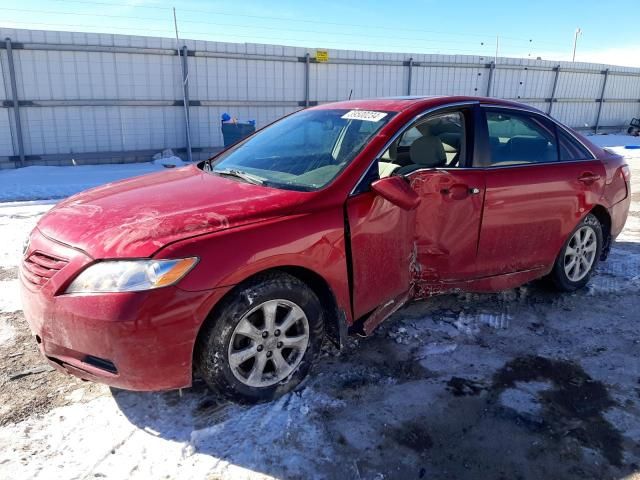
[558,129,593,161]
[486,111,558,166]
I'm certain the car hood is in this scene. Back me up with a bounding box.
[37,165,306,258]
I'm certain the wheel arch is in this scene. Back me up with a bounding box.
[276,266,349,349]
[589,204,612,259]
[192,265,349,376]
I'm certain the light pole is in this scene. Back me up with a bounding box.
[572,27,582,62]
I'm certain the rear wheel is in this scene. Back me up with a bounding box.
[196,272,324,403]
[548,213,602,291]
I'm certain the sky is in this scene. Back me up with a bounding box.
[1,0,638,67]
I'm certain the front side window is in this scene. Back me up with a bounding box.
[378,111,467,177]
[206,109,394,191]
[486,111,558,166]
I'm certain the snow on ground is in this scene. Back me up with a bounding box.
[0,201,55,267]
[0,280,21,313]
[0,134,639,479]
[585,132,640,148]
[0,163,169,202]
[0,320,15,346]
[153,155,188,168]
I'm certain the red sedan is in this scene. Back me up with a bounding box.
[20,96,631,402]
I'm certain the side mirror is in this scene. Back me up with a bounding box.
[370,176,420,211]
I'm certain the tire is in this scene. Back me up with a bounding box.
[548,213,603,292]
[195,272,324,403]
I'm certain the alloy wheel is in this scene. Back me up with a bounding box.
[564,225,597,282]
[227,299,310,388]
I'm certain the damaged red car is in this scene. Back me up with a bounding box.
[20,96,631,402]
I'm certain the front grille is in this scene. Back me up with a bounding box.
[22,251,68,287]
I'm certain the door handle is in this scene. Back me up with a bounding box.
[578,173,601,184]
[440,186,481,195]
[440,184,479,200]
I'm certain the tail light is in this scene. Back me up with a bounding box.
[620,165,631,182]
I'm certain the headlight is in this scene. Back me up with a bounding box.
[66,257,198,293]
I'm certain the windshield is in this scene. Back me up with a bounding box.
[205,109,395,191]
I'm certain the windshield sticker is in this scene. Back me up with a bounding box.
[341,110,388,122]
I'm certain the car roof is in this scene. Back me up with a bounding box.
[313,95,543,115]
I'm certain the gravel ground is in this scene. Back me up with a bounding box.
[0,136,639,480]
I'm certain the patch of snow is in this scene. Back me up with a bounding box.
[0,387,345,480]
[587,239,640,295]
[419,342,458,356]
[0,280,21,313]
[153,156,187,168]
[590,134,640,160]
[0,163,168,202]
[152,149,187,168]
[0,202,54,267]
[0,319,15,346]
[66,388,86,403]
[603,408,640,443]
[499,380,552,423]
[388,325,417,344]
[587,133,640,151]
[454,311,511,335]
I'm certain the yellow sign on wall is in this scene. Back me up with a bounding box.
[315,50,329,63]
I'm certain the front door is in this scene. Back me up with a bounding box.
[408,168,486,296]
[346,187,415,321]
[346,106,486,319]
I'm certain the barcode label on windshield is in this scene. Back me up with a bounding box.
[341,110,388,122]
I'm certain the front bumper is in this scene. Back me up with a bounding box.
[19,228,225,391]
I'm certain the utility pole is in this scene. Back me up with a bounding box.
[173,7,193,163]
[572,27,582,62]
[495,35,499,64]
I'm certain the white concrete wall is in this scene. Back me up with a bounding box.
[0,27,639,167]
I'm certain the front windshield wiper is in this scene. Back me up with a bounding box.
[213,168,265,185]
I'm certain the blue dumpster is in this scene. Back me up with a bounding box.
[221,114,256,147]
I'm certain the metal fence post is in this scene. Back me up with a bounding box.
[547,65,560,115]
[486,61,495,97]
[407,57,413,96]
[304,53,310,107]
[180,45,193,162]
[4,38,25,167]
[594,68,609,134]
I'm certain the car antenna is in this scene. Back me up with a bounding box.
[348,89,353,100]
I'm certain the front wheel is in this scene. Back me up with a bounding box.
[195,272,324,403]
[548,213,603,291]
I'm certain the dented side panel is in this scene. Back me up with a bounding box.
[408,169,486,297]
[156,207,352,323]
[346,191,416,321]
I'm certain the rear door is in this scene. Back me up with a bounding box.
[474,107,606,276]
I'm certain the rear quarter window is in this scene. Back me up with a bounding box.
[558,129,593,161]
